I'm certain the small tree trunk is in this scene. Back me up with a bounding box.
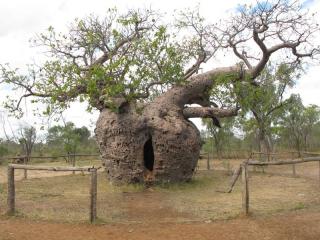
[7,166,15,215]
[259,130,273,156]
[211,136,214,170]
[207,152,210,170]
[23,156,28,179]
[296,140,302,158]
[90,168,97,223]
[241,164,249,215]
[72,153,76,175]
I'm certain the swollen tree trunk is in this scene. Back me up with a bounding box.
[95,67,239,184]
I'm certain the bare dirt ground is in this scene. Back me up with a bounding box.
[1,158,320,239]
[1,210,320,240]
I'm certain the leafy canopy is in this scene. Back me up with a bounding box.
[1,8,205,116]
[0,1,319,118]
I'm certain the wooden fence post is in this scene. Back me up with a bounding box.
[72,154,76,175]
[318,161,320,185]
[90,168,97,223]
[23,157,27,179]
[292,164,296,177]
[207,152,210,170]
[7,166,15,215]
[241,164,249,216]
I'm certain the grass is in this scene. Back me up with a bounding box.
[1,162,320,224]
[0,159,102,184]
[292,202,306,210]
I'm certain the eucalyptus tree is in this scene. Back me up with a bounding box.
[0,138,9,160]
[202,118,237,160]
[278,95,320,154]
[302,105,320,149]
[18,126,37,163]
[47,123,90,158]
[238,63,298,154]
[1,1,319,184]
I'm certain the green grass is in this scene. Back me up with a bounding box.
[293,202,306,210]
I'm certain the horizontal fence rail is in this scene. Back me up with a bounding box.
[6,164,100,223]
[0,154,101,179]
[8,164,101,172]
[1,154,100,161]
[239,156,320,216]
[248,157,320,166]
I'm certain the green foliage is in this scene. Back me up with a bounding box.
[277,95,320,152]
[236,63,299,152]
[0,145,8,157]
[18,126,37,158]
[201,117,240,158]
[238,63,297,113]
[0,8,202,116]
[47,122,91,155]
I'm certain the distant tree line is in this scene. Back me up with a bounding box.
[201,64,320,158]
[0,122,99,164]
[201,96,320,159]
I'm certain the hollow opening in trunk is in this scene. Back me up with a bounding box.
[144,137,154,171]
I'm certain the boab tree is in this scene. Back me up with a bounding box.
[1,1,319,184]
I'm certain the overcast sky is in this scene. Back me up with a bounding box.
[0,0,319,139]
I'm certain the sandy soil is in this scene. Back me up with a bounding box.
[1,210,320,240]
[1,158,320,239]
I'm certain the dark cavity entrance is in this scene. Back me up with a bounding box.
[144,137,154,171]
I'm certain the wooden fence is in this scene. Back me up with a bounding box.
[239,156,320,215]
[6,164,99,223]
[1,154,100,179]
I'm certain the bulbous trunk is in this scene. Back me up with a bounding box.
[95,101,201,184]
[95,66,240,185]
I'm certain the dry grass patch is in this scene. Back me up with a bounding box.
[0,169,319,224]
[0,159,101,183]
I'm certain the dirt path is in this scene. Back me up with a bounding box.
[1,210,320,240]
[118,191,194,223]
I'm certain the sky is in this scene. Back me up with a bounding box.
[0,0,319,139]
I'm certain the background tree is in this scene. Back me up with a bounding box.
[202,118,237,160]
[277,95,320,155]
[301,105,320,150]
[307,122,320,151]
[0,138,9,165]
[47,122,91,162]
[238,63,298,154]
[18,126,37,163]
[1,1,319,184]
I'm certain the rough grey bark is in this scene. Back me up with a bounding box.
[95,67,239,184]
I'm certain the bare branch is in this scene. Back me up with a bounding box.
[213,0,320,80]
